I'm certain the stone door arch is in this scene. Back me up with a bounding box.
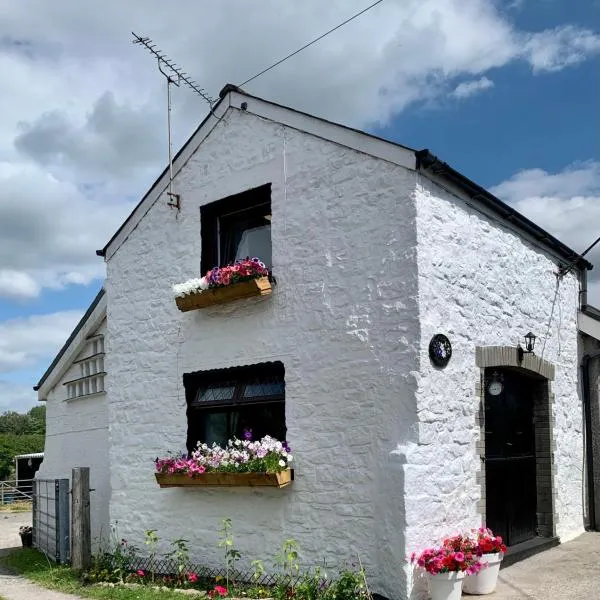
[476,346,557,546]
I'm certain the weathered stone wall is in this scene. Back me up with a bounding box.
[105,108,420,599]
[405,173,583,598]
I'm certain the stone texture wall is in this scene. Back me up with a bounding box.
[105,108,420,599]
[405,174,583,598]
[36,320,109,548]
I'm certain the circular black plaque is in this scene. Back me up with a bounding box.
[428,334,452,368]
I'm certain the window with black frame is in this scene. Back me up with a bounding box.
[184,362,285,453]
[200,184,272,274]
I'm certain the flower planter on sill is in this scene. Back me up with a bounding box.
[175,277,272,312]
[155,469,292,488]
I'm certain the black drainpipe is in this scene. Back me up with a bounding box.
[581,350,600,531]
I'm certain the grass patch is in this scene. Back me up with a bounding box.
[2,548,197,599]
[0,501,32,512]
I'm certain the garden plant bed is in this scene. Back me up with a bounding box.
[175,277,271,311]
[155,469,292,488]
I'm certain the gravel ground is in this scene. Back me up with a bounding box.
[0,512,30,553]
[0,511,84,600]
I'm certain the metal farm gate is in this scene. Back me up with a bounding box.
[32,478,70,563]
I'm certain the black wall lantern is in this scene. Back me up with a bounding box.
[524,331,536,353]
[517,331,537,363]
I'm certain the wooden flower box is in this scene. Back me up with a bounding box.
[155,469,292,488]
[175,277,272,312]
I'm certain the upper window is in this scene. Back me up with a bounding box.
[200,184,272,275]
[183,362,285,454]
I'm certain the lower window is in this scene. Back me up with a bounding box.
[184,362,285,454]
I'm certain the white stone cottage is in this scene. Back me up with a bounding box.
[35,84,599,600]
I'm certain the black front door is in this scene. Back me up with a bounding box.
[485,369,537,546]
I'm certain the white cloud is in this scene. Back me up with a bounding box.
[0,271,40,300]
[0,1,599,296]
[523,26,600,73]
[451,77,494,99]
[0,381,38,414]
[0,161,135,299]
[491,161,600,304]
[0,311,83,373]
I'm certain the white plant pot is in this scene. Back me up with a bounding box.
[427,571,466,600]
[463,553,503,595]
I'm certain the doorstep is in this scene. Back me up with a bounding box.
[501,535,559,568]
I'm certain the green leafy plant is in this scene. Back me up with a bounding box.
[274,538,300,596]
[163,537,191,583]
[251,559,265,583]
[218,517,241,590]
[144,529,159,582]
[86,523,140,584]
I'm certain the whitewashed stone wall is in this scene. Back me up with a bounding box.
[105,109,420,600]
[404,174,583,598]
[36,320,110,548]
[104,104,585,599]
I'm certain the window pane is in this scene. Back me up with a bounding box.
[202,412,229,447]
[234,224,271,265]
[233,404,286,441]
[243,380,285,398]
[193,384,236,405]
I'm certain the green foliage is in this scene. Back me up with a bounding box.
[0,406,46,435]
[144,529,159,582]
[274,538,300,593]
[164,538,190,579]
[218,517,241,590]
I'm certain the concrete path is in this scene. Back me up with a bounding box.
[490,532,600,599]
[0,511,84,600]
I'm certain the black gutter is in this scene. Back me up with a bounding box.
[415,149,594,271]
[33,288,106,393]
[581,349,600,531]
[582,304,600,323]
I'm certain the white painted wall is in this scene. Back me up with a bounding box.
[103,103,586,600]
[37,320,110,548]
[105,108,420,599]
[404,174,584,598]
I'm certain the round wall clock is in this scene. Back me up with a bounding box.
[488,381,503,396]
[429,334,452,368]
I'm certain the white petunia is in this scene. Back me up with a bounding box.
[278,459,286,467]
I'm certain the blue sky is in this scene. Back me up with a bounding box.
[1,0,599,413]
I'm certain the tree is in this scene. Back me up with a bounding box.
[0,406,46,435]
[0,406,46,479]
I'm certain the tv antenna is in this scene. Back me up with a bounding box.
[132,32,217,211]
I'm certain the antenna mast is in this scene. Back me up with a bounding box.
[132,32,217,211]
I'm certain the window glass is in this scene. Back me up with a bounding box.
[243,380,284,398]
[185,362,285,453]
[193,384,236,405]
[202,412,230,446]
[234,224,271,264]
[220,209,271,267]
